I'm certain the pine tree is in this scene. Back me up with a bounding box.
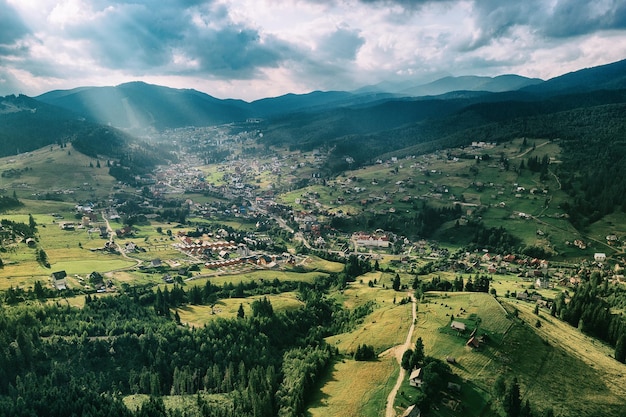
[503,377,522,417]
[237,303,245,319]
[411,337,425,369]
[615,333,626,363]
[392,273,401,291]
[401,349,413,370]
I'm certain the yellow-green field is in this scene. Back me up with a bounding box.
[176,292,304,326]
[501,298,626,416]
[0,144,116,200]
[187,269,327,287]
[308,355,398,417]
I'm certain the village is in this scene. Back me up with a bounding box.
[37,129,623,320]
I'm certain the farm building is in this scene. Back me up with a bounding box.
[51,270,68,291]
[450,321,466,332]
[594,253,607,262]
[409,368,424,388]
[466,336,480,349]
[401,404,421,417]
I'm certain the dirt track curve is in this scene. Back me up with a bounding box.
[384,293,417,417]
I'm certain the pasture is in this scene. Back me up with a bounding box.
[175,291,304,326]
[308,355,398,417]
[0,144,116,201]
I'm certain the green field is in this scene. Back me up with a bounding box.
[176,292,304,325]
[0,144,116,201]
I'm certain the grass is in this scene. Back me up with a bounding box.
[175,292,304,326]
[123,393,231,415]
[308,355,398,417]
[0,144,116,201]
[385,289,626,417]
[501,299,626,416]
[187,269,326,288]
[300,255,344,273]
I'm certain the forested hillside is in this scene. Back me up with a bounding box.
[0,94,176,184]
[0,272,373,417]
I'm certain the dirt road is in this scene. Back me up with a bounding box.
[384,293,417,417]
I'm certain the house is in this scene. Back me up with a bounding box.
[401,405,421,417]
[51,270,68,290]
[594,253,607,262]
[446,356,457,364]
[409,368,424,388]
[450,321,466,332]
[466,336,480,348]
[150,259,162,268]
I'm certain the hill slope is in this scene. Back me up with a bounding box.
[37,82,252,131]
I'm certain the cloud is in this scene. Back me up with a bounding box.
[315,26,365,62]
[42,0,297,79]
[0,0,31,57]
[544,0,626,38]
[2,0,626,99]
[467,0,626,48]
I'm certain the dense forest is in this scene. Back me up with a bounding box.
[0,272,380,417]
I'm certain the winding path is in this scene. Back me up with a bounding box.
[384,293,417,417]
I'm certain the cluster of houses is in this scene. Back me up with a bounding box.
[353,232,390,248]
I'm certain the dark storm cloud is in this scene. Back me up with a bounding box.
[353,0,626,41]
[60,0,295,78]
[469,0,626,47]
[0,0,31,57]
[544,0,626,38]
[184,26,295,78]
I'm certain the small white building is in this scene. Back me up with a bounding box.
[594,253,607,262]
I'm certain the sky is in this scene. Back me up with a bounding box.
[1,0,626,101]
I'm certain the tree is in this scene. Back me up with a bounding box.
[354,344,376,361]
[411,337,425,369]
[615,333,626,363]
[503,377,522,417]
[392,273,401,291]
[33,280,45,299]
[494,374,506,398]
[251,296,274,318]
[401,349,413,370]
[237,303,245,319]
[36,249,50,268]
[28,214,37,230]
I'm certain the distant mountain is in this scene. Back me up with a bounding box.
[37,82,252,132]
[37,82,404,131]
[32,57,626,134]
[521,58,626,95]
[400,74,543,97]
[248,90,400,117]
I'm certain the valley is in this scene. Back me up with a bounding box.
[1,59,626,417]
